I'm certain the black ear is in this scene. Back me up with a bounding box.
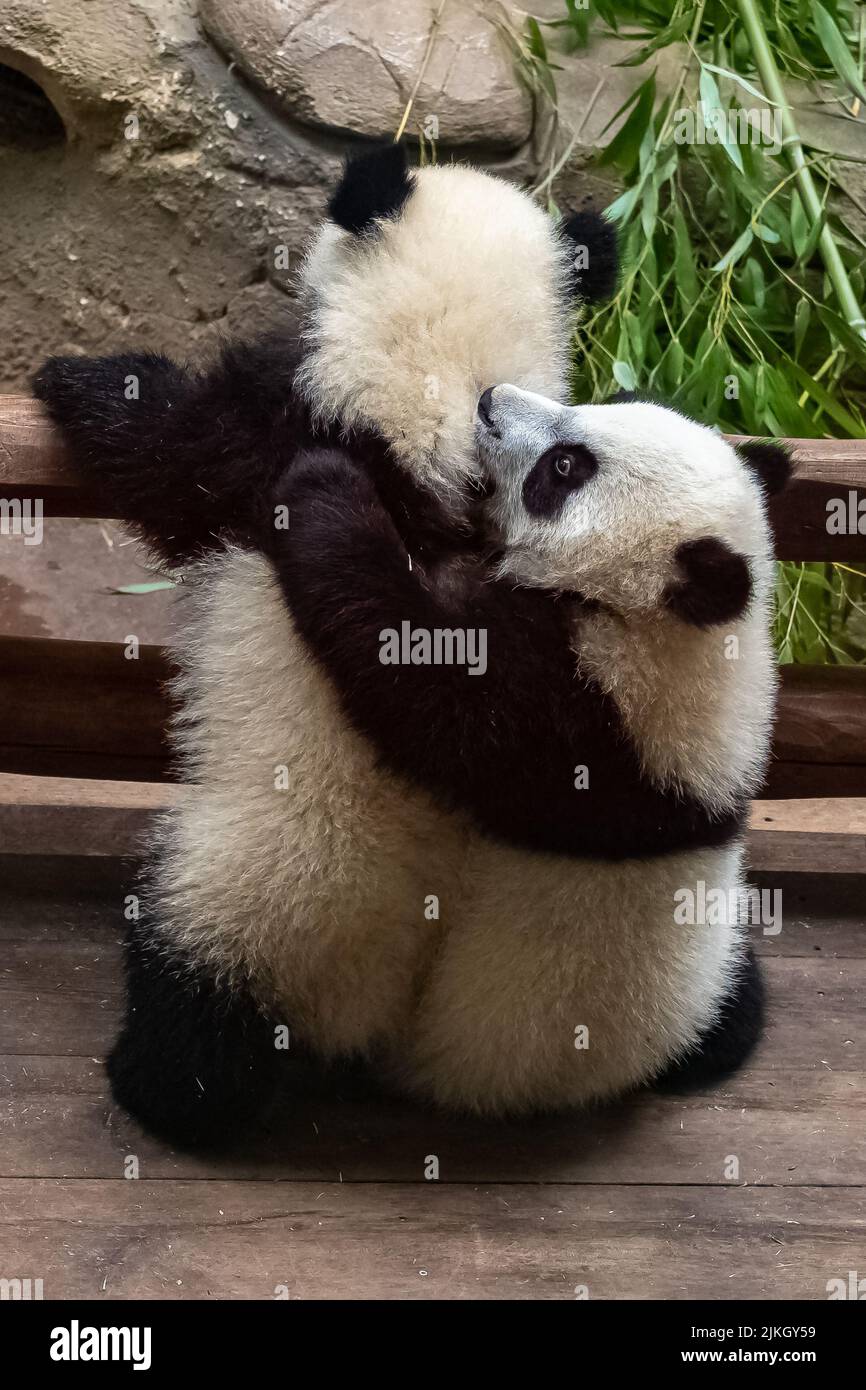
[560,209,619,303]
[328,143,413,235]
[737,439,793,497]
[664,537,753,628]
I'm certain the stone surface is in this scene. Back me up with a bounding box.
[0,0,344,391]
[0,0,546,634]
[0,0,556,396]
[200,0,533,147]
[0,0,203,145]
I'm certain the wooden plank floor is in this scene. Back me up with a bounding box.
[1,854,864,1300]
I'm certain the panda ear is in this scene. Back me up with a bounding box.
[559,209,619,303]
[664,537,753,628]
[328,143,413,235]
[737,439,793,497]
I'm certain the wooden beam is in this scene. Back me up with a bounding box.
[771,662,866,762]
[729,434,866,560]
[0,634,175,783]
[2,396,866,558]
[2,775,864,861]
[0,775,185,857]
[0,396,104,517]
[0,634,865,791]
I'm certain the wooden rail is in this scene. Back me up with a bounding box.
[0,633,864,795]
[2,397,866,559]
[2,396,866,797]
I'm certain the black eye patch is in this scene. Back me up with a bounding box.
[522,444,598,519]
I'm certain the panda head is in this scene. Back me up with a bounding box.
[296,144,617,512]
[475,385,792,626]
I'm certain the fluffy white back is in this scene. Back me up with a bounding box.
[155,550,753,1113]
[296,165,575,508]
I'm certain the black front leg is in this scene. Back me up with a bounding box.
[106,924,281,1150]
[33,338,301,564]
[266,449,482,789]
[266,448,582,837]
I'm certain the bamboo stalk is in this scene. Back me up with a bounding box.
[394,0,449,143]
[736,0,866,343]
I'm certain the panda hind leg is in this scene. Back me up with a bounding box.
[106,926,281,1150]
[654,946,766,1093]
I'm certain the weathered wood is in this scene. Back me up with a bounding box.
[762,664,866,797]
[3,397,866,558]
[2,398,866,801]
[730,433,866,561]
[748,798,866,871]
[1,635,866,794]
[3,929,859,1064]
[2,1052,863,1187]
[0,396,103,517]
[2,775,866,860]
[750,797,866,834]
[0,852,861,1299]
[748,830,866,872]
[0,774,184,857]
[0,850,862,1070]
[772,664,866,765]
[1,1179,860,1300]
[0,635,175,783]
[2,853,863,951]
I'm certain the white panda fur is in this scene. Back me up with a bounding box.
[33,151,779,1134]
[295,163,575,508]
[155,394,779,1114]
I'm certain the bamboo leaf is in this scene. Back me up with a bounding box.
[672,203,698,302]
[794,298,811,359]
[612,360,637,391]
[112,581,176,594]
[614,13,694,67]
[598,73,657,172]
[699,67,744,173]
[752,223,780,243]
[712,226,753,271]
[786,358,866,435]
[525,17,547,62]
[605,184,641,224]
[700,62,776,106]
[810,1,866,101]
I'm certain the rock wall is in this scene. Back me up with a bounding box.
[0,0,571,390]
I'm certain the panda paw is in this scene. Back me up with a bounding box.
[33,351,190,452]
[270,448,380,536]
[654,946,766,1093]
[107,1022,277,1151]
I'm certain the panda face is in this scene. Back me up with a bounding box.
[476,386,789,626]
[295,154,614,514]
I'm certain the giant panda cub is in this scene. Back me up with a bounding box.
[33,147,620,1146]
[268,391,791,1115]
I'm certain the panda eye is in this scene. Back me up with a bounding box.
[525,443,598,516]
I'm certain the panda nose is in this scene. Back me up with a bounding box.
[477,386,496,428]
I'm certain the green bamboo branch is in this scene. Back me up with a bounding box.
[736,0,866,343]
